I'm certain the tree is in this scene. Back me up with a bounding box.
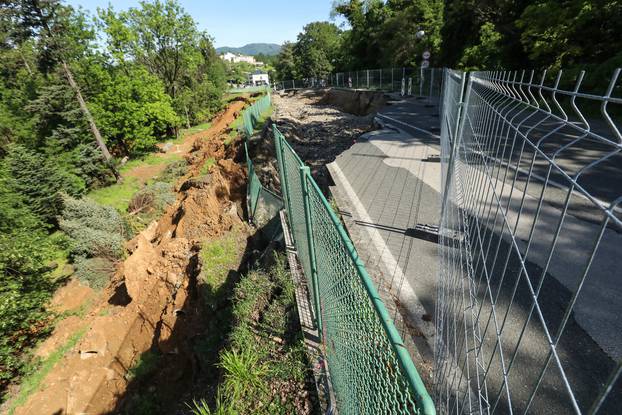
[274,42,297,80]
[517,0,622,73]
[7,0,115,169]
[458,22,504,70]
[293,22,342,78]
[3,144,85,223]
[380,0,444,67]
[97,0,226,124]
[90,68,180,154]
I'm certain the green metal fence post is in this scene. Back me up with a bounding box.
[299,166,323,339]
[274,126,296,242]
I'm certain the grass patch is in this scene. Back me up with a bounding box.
[226,105,273,145]
[88,176,141,212]
[200,232,242,299]
[190,254,315,415]
[200,158,216,176]
[119,152,182,174]
[89,153,183,213]
[181,122,212,137]
[6,327,87,415]
[125,350,161,382]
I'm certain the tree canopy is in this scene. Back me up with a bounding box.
[274,0,621,80]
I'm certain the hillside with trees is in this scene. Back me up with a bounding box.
[0,0,227,393]
[216,42,282,56]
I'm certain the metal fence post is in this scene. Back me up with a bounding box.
[274,127,296,243]
[300,166,322,338]
[391,68,394,91]
[439,72,469,222]
[367,69,370,89]
[380,68,383,90]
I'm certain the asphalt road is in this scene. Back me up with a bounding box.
[330,94,622,414]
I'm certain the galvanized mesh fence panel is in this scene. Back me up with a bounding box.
[274,67,443,100]
[274,126,435,415]
[436,68,622,414]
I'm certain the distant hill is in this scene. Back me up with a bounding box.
[216,43,282,56]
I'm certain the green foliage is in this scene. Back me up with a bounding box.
[458,22,504,70]
[97,0,227,123]
[218,348,269,402]
[274,42,297,80]
[517,0,622,72]
[224,60,257,84]
[293,22,342,78]
[158,159,189,183]
[58,195,127,260]
[88,176,141,213]
[126,350,161,381]
[3,145,85,223]
[73,256,115,290]
[196,254,312,414]
[0,171,60,393]
[90,68,180,155]
[200,158,216,176]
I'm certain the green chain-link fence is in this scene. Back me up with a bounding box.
[244,141,282,227]
[241,92,272,138]
[241,91,283,229]
[273,126,435,415]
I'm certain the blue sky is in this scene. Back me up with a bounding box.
[66,0,340,48]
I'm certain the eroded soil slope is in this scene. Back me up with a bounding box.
[12,101,248,415]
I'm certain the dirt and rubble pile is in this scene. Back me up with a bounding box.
[12,102,248,415]
[251,89,378,192]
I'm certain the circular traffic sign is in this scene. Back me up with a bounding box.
[422,51,431,60]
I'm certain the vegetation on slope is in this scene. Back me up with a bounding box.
[0,0,227,397]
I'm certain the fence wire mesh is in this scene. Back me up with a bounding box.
[274,67,443,100]
[241,91,283,230]
[274,126,435,415]
[241,92,271,138]
[436,68,622,414]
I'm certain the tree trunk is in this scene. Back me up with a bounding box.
[30,0,119,180]
[61,61,120,180]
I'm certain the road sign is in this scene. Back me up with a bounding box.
[421,59,430,68]
[422,51,431,60]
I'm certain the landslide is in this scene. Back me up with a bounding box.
[12,99,249,415]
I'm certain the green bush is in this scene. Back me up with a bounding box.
[73,256,115,290]
[128,182,176,216]
[158,159,189,183]
[59,195,127,259]
[3,145,85,224]
[0,171,58,391]
[91,68,181,155]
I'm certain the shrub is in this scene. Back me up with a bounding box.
[3,145,85,224]
[0,168,60,391]
[158,159,189,183]
[128,182,176,217]
[73,256,115,290]
[91,68,181,155]
[59,195,127,259]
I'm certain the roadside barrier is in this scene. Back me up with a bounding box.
[273,126,435,415]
